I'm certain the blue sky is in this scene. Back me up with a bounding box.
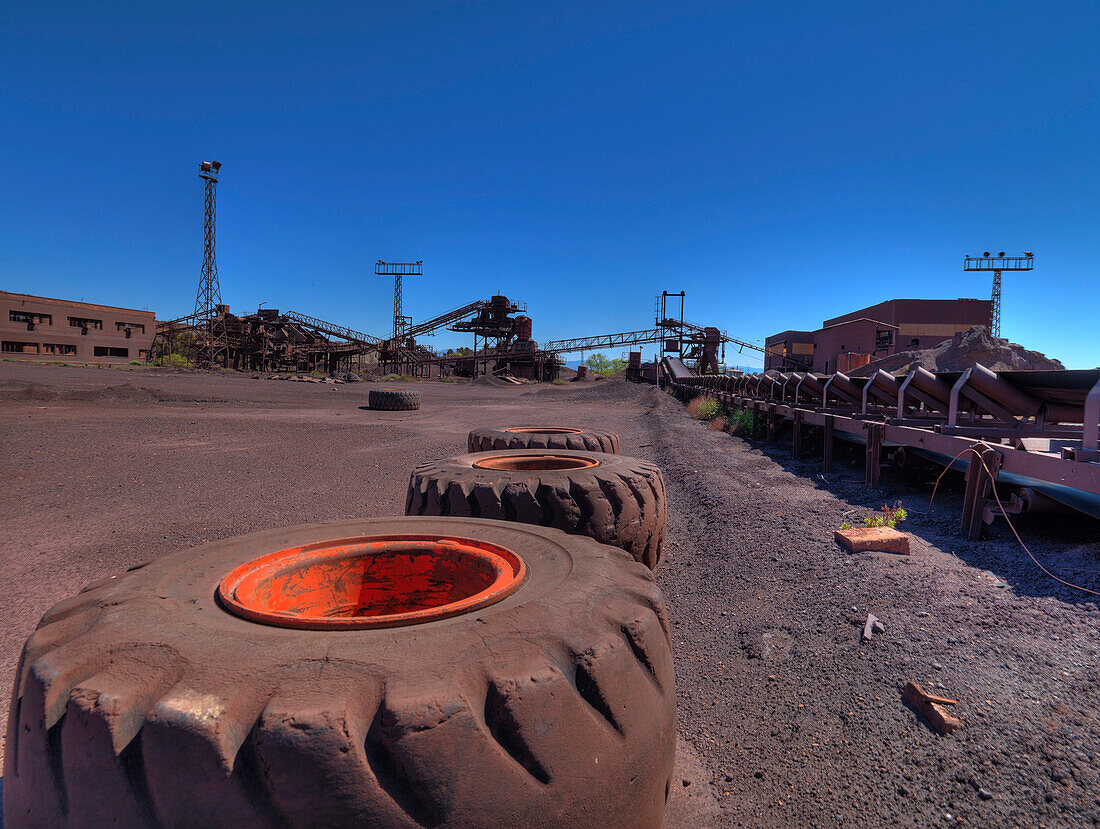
[2,1,1097,367]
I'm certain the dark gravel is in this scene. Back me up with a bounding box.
[2,362,1099,827]
[646,384,1100,828]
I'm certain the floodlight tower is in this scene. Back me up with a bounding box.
[194,160,225,366]
[375,260,423,339]
[963,250,1034,338]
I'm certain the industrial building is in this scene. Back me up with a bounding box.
[0,291,155,361]
[765,297,991,373]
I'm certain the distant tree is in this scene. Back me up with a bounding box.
[586,353,628,375]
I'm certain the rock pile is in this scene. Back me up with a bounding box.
[850,326,1064,376]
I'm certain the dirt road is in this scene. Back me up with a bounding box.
[2,362,1098,827]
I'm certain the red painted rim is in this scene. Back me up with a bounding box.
[472,453,600,471]
[504,426,583,435]
[217,534,526,630]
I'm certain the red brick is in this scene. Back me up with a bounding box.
[834,526,910,555]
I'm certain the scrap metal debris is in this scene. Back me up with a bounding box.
[903,681,963,734]
[861,614,886,641]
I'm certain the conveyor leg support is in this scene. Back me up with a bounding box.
[961,446,1002,540]
[865,423,884,488]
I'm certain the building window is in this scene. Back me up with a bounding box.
[93,346,129,358]
[42,343,77,355]
[2,341,39,353]
[9,311,51,325]
[68,316,103,330]
[115,321,145,334]
[910,338,920,348]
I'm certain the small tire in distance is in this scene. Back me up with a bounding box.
[369,388,420,411]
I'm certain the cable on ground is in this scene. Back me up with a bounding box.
[926,442,1100,598]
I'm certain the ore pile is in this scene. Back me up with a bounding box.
[851,325,1065,376]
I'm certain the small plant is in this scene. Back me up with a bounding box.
[863,501,908,529]
[707,415,727,431]
[552,378,567,385]
[724,406,755,435]
[839,521,851,530]
[155,353,192,368]
[686,396,720,420]
[382,374,415,382]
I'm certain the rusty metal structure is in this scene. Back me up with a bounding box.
[154,306,382,373]
[423,296,563,380]
[153,281,772,382]
[964,251,1033,337]
[375,260,422,339]
[664,361,1100,534]
[373,294,559,378]
[451,295,525,355]
[193,161,226,367]
[151,293,560,378]
[542,291,788,372]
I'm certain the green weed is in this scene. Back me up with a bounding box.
[863,501,908,529]
[686,396,720,420]
[155,353,192,368]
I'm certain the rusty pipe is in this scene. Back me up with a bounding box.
[796,373,827,403]
[784,372,805,402]
[899,366,953,416]
[965,363,1041,417]
[864,369,901,412]
[825,372,862,404]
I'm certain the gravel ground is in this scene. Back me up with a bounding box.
[2,362,1099,827]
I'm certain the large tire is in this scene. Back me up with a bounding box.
[369,388,420,411]
[467,425,620,454]
[4,518,675,829]
[407,450,666,569]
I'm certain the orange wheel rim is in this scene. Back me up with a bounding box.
[218,535,526,629]
[472,453,600,471]
[503,426,583,435]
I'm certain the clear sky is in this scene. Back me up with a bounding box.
[2,1,1098,367]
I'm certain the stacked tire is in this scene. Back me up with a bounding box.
[5,425,677,828]
[408,442,666,570]
[468,425,620,454]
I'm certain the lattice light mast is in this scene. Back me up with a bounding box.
[375,260,423,339]
[194,160,225,366]
[963,251,1033,338]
